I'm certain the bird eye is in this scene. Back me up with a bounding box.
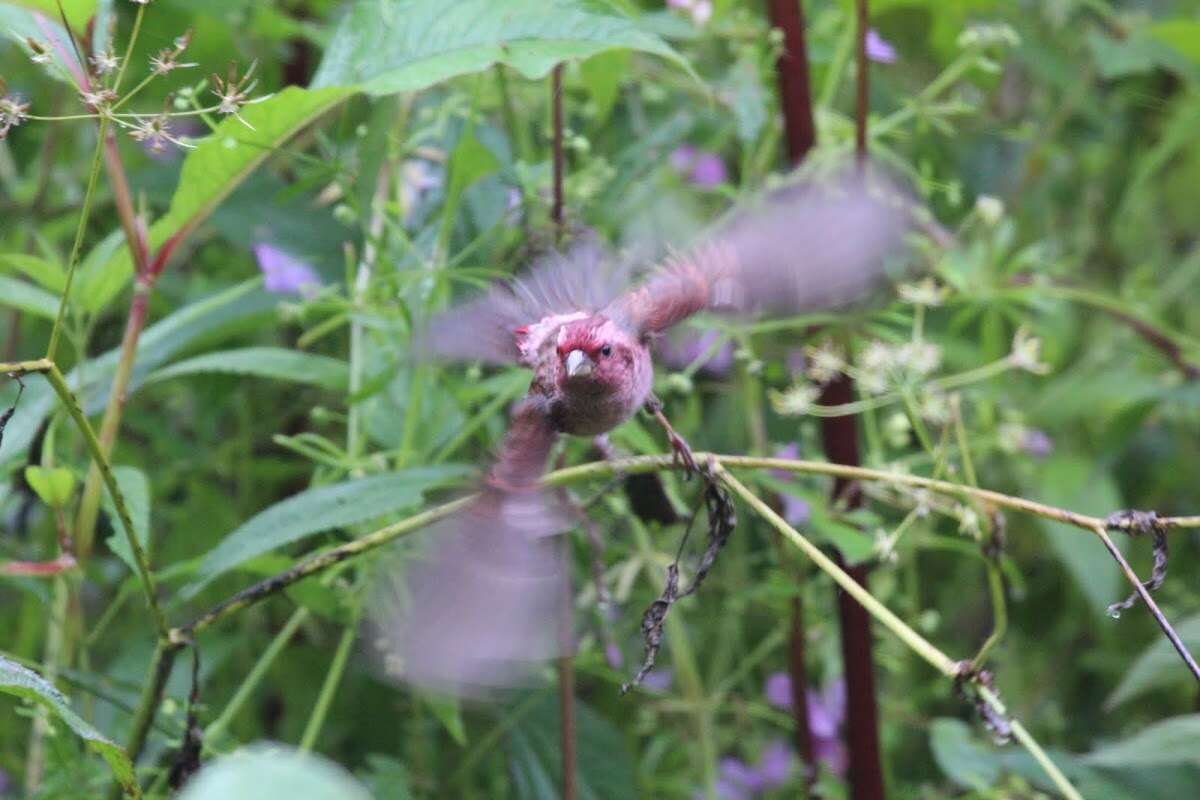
[600,345,612,357]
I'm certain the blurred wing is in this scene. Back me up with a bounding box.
[370,399,568,696]
[611,167,909,336]
[420,237,630,365]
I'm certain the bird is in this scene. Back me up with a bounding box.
[372,167,909,696]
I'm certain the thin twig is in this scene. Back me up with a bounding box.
[172,454,1200,684]
[1093,525,1200,682]
[718,466,1083,800]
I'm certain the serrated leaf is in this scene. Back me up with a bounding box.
[311,0,691,96]
[105,87,352,288]
[0,276,59,319]
[0,654,138,797]
[24,465,76,509]
[1084,715,1200,768]
[181,466,472,598]
[178,744,370,800]
[145,347,350,391]
[1107,614,1200,709]
[102,467,151,577]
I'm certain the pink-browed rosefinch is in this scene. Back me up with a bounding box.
[374,168,908,695]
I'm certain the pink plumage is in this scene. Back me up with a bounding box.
[375,166,910,696]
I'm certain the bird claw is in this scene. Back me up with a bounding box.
[668,431,700,480]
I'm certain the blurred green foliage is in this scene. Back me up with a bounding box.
[2,0,1200,798]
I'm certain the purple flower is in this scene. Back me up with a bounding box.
[253,243,321,296]
[605,642,624,669]
[1021,429,1054,459]
[764,671,793,710]
[670,144,728,188]
[755,739,793,787]
[771,444,812,526]
[866,30,897,64]
[704,740,796,799]
[642,667,674,693]
[760,673,848,777]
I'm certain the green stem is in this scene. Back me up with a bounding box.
[108,639,180,800]
[205,607,310,747]
[46,116,108,362]
[979,688,1083,800]
[111,4,146,96]
[298,599,363,751]
[44,365,168,638]
[719,466,1082,799]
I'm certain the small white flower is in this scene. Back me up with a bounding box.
[128,113,192,152]
[912,489,932,518]
[919,391,950,425]
[805,341,845,385]
[903,342,943,377]
[957,505,981,538]
[769,384,820,417]
[80,88,118,113]
[897,277,947,307]
[89,50,120,76]
[860,340,894,372]
[1010,327,1049,374]
[975,195,1004,226]
[0,93,30,139]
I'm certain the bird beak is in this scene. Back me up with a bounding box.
[565,349,594,378]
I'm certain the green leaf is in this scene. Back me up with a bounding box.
[505,693,636,800]
[2,0,95,33]
[24,465,76,509]
[311,0,691,96]
[808,505,876,565]
[145,347,350,391]
[0,654,138,797]
[1032,455,1122,615]
[0,280,278,472]
[579,49,629,124]
[101,467,151,577]
[1107,614,1200,708]
[929,718,1001,791]
[178,744,371,800]
[106,87,352,287]
[1084,715,1200,768]
[1150,20,1200,64]
[0,253,66,293]
[421,693,466,746]
[75,227,133,313]
[0,276,59,319]
[181,466,472,598]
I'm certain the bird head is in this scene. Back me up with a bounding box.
[555,317,637,392]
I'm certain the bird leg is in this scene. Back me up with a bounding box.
[644,394,701,479]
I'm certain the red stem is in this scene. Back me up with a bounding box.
[765,0,819,784]
[820,373,885,800]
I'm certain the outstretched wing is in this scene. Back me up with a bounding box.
[420,237,630,366]
[370,398,568,695]
[610,168,908,336]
